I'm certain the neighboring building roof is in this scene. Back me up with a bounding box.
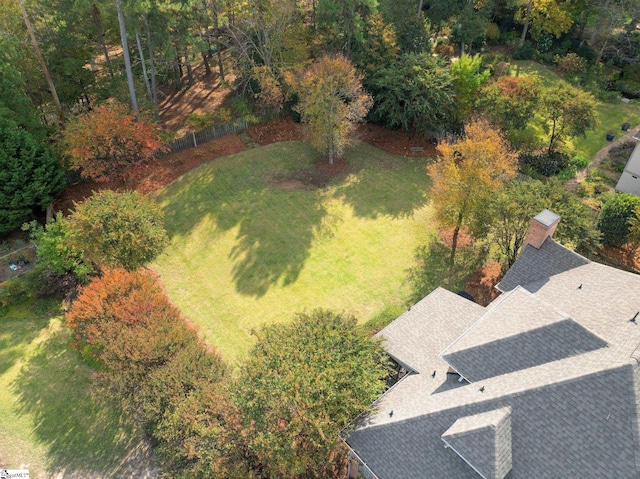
[346,238,640,479]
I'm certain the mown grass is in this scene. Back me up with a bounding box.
[511,60,640,160]
[0,293,149,478]
[151,141,435,362]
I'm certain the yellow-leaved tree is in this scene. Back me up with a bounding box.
[428,118,518,265]
[286,55,372,164]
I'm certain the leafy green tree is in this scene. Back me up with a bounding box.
[450,54,490,119]
[286,55,372,164]
[370,53,455,135]
[0,59,45,137]
[316,0,377,54]
[539,83,599,153]
[487,179,600,267]
[476,76,540,131]
[597,193,640,246]
[67,190,168,270]
[24,214,93,281]
[352,13,399,87]
[0,118,64,234]
[232,309,389,478]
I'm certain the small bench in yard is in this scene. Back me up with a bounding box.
[410,147,424,152]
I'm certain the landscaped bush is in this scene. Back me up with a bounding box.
[514,40,535,60]
[556,53,587,77]
[597,193,640,246]
[519,151,570,177]
[616,79,640,99]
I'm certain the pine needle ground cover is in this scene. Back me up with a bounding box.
[152,141,434,361]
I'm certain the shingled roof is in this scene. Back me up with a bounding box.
[346,231,640,479]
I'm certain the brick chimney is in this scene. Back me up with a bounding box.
[523,209,561,249]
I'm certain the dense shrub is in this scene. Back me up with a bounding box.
[597,193,640,246]
[232,309,390,478]
[67,190,169,271]
[556,53,587,76]
[66,269,233,478]
[519,151,570,176]
[616,79,640,99]
[514,40,535,60]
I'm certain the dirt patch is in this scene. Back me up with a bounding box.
[54,134,246,213]
[464,261,504,307]
[438,228,475,248]
[316,157,349,175]
[270,163,346,191]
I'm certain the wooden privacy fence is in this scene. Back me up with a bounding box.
[160,117,252,156]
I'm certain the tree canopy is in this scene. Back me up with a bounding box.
[64,103,165,182]
[428,118,518,264]
[0,118,64,234]
[67,190,169,270]
[286,55,372,164]
[232,309,389,478]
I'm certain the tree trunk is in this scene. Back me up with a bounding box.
[548,118,557,154]
[201,51,211,75]
[18,0,64,125]
[186,57,194,86]
[596,29,611,65]
[145,15,158,114]
[417,0,423,17]
[92,2,113,78]
[449,209,464,266]
[518,0,533,49]
[211,0,225,81]
[116,0,139,118]
[136,31,152,100]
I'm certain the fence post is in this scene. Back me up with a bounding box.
[192,132,197,148]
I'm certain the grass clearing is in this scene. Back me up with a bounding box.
[512,60,640,160]
[151,141,434,362]
[0,295,152,478]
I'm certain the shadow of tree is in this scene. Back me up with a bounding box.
[0,317,45,376]
[405,237,489,304]
[333,143,432,219]
[11,327,154,477]
[158,142,329,297]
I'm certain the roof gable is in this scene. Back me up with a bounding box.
[441,288,608,382]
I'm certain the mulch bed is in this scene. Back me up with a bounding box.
[438,228,475,248]
[55,116,439,211]
[464,262,504,307]
[246,117,439,157]
[54,134,246,213]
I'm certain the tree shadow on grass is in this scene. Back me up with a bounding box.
[332,144,432,219]
[11,327,155,477]
[158,143,329,298]
[405,237,489,305]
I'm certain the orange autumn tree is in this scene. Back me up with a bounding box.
[428,118,517,265]
[64,102,166,182]
[286,55,372,165]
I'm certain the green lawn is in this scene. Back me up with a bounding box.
[0,296,151,478]
[512,60,640,160]
[151,141,434,362]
